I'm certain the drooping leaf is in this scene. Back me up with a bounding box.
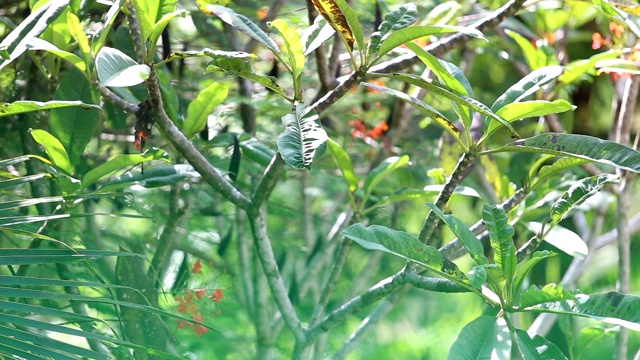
[505,29,547,70]
[447,315,511,360]
[276,104,328,169]
[0,0,69,70]
[0,100,100,118]
[310,0,363,55]
[327,139,358,193]
[49,69,100,167]
[497,133,640,173]
[520,283,577,308]
[514,329,568,360]
[528,222,588,259]
[342,223,469,284]
[531,292,640,332]
[512,250,556,298]
[270,19,305,99]
[202,5,279,54]
[23,37,86,72]
[491,65,564,112]
[531,157,592,189]
[82,149,171,189]
[0,174,49,191]
[482,204,516,282]
[368,3,418,60]
[363,155,410,199]
[30,130,72,174]
[97,164,201,192]
[96,47,150,87]
[427,203,488,266]
[487,100,575,139]
[360,82,461,143]
[228,135,241,182]
[377,25,486,59]
[301,16,335,55]
[406,42,468,95]
[183,82,228,139]
[550,174,620,225]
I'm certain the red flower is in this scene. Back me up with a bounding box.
[178,320,190,329]
[191,259,203,274]
[592,33,604,50]
[609,22,625,38]
[195,289,206,300]
[212,289,224,303]
[194,324,208,336]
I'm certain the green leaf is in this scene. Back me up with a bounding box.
[528,222,588,259]
[531,157,592,189]
[66,12,91,66]
[270,19,305,99]
[487,100,575,139]
[0,0,69,71]
[520,283,577,308]
[364,185,479,215]
[513,251,556,298]
[0,174,49,191]
[327,139,358,193]
[310,0,363,55]
[360,82,462,144]
[491,65,564,112]
[498,133,640,173]
[595,58,640,76]
[0,100,100,118]
[368,3,418,61]
[378,25,486,59]
[550,174,620,225]
[559,50,620,85]
[183,82,228,139]
[82,149,171,189]
[363,155,410,200]
[447,315,511,360]
[96,47,150,87]
[91,0,125,55]
[342,223,469,283]
[468,265,488,288]
[514,329,568,360]
[483,204,516,282]
[203,5,279,54]
[30,130,72,174]
[23,37,86,72]
[95,165,200,192]
[406,42,468,95]
[427,203,488,266]
[277,104,328,169]
[148,9,188,56]
[532,292,640,332]
[301,16,335,55]
[49,69,100,167]
[132,0,160,41]
[505,29,546,70]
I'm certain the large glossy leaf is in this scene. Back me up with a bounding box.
[50,69,100,167]
[531,157,592,189]
[482,204,516,281]
[515,329,568,360]
[327,139,358,193]
[270,19,305,99]
[0,100,99,118]
[342,223,469,283]
[531,292,640,332]
[378,25,486,59]
[96,47,150,87]
[311,0,363,54]
[550,174,620,225]
[30,129,72,174]
[82,149,171,189]
[67,12,91,66]
[183,82,228,139]
[528,222,588,259]
[368,4,418,60]
[202,5,279,54]
[360,82,462,144]
[496,133,640,173]
[447,315,511,360]
[132,0,160,41]
[427,203,488,266]
[0,0,68,70]
[520,283,577,308]
[406,42,468,95]
[363,155,410,199]
[277,104,328,169]
[487,100,575,138]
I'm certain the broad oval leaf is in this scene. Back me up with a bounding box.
[528,222,588,259]
[203,5,279,54]
[67,12,91,67]
[499,133,640,173]
[482,204,516,281]
[82,149,171,189]
[327,139,358,193]
[276,104,328,169]
[342,223,469,283]
[311,0,363,54]
[96,47,150,87]
[0,100,99,118]
[30,129,72,174]
[520,283,577,308]
[184,82,228,139]
[550,174,620,225]
[427,203,488,266]
[447,315,511,360]
[378,25,486,59]
[514,329,568,360]
[532,291,640,332]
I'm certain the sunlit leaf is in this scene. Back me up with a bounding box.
[447,316,511,360]
[184,82,228,139]
[483,204,516,282]
[270,19,305,99]
[277,104,328,169]
[327,139,358,192]
[0,100,99,118]
[96,47,150,87]
[363,155,410,200]
[30,129,72,174]
[301,16,335,55]
[368,3,418,60]
[520,283,577,308]
[550,174,620,225]
[528,222,588,259]
[514,329,568,360]
[378,25,486,59]
[310,0,363,54]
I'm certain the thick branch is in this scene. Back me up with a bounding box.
[251,154,285,209]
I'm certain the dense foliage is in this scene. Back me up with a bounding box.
[2,0,640,358]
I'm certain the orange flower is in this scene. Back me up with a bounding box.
[191,259,203,274]
[178,320,190,329]
[610,22,625,38]
[257,6,269,20]
[212,289,224,303]
[368,122,389,140]
[193,313,204,322]
[194,324,208,336]
[592,33,604,50]
[195,289,206,300]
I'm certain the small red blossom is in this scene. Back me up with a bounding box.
[212,289,224,303]
[193,324,208,336]
[178,320,190,329]
[193,313,204,322]
[191,259,203,274]
[195,289,206,300]
[610,22,625,38]
[592,32,604,50]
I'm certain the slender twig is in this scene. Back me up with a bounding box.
[251,154,285,209]
[515,233,544,263]
[93,81,139,114]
